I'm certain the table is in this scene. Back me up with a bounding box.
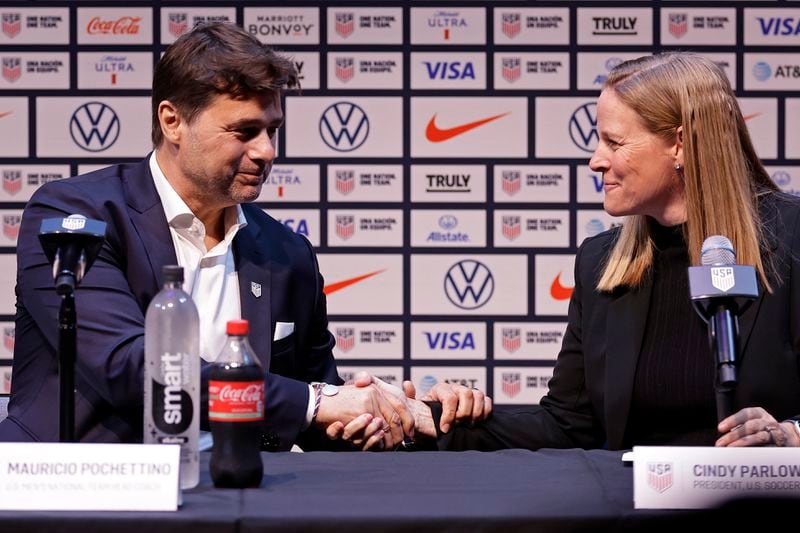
[0,449,794,532]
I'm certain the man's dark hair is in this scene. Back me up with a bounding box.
[151,22,298,147]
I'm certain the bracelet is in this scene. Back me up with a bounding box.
[311,383,323,423]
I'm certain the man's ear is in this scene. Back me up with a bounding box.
[157,100,182,144]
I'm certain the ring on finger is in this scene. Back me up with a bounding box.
[764,425,776,444]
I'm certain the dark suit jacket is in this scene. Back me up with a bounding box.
[438,191,800,451]
[0,158,341,449]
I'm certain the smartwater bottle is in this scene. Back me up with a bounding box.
[144,265,200,489]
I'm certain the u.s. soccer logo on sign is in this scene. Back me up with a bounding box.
[2,170,21,195]
[335,57,355,83]
[569,102,598,153]
[502,13,521,38]
[1,13,21,39]
[335,12,354,38]
[335,170,355,195]
[710,267,735,292]
[502,58,521,83]
[502,215,521,241]
[3,326,14,352]
[668,13,688,39]
[3,214,20,240]
[2,57,20,83]
[319,102,370,152]
[70,102,121,152]
[501,328,521,353]
[168,13,188,37]
[647,463,673,493]
[336,327,355,352]
[444,260,495,310]
[502,373,521,398]
[335,215,355,240]
[502,170,521,196]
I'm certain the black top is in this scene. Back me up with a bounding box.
[625,219,718,446]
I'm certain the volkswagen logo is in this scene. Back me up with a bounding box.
[569,102,598,153]
[772,170,791,187]
[444,260,495,310]
[70,101,120,152]
[319,101,369,152]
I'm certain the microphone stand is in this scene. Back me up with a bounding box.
[58,289,76,442]
[707,303,738,422]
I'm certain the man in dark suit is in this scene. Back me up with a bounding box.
[0,22,478,450]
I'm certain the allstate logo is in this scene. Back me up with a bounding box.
[605,57,623,72]
[69,101,120,152]
[569,102,598,153]
[319,101,369,152]
[438,214,458,230]
[752,62,772,82]
[585,219,606,237]
[444,259,494,310]
[772,170,791,187]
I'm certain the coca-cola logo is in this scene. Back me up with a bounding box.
[87,16,141,35]
[219,384,263,403]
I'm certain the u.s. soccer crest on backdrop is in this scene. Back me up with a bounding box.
[502,57,521,83]
[3,326,13,352]
[502,13,521,38]
[336,327,355,352]
[502,215,521,241]
[168,13,188,37]
[335,215,355,240]
[335,170,355,195]
[2,214,20,240]
[335,57,354,83]
[669,13,687,39]
[501,328,521,353]
[335,12,354,38]
[502,373,521,398]
[710,267,735,292]
[2,170,21,195]
[647,463,673,493]
[501,170,521,196]
[1,13,20,39]
[2,57,20,83]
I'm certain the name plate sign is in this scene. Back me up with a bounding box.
[0,443,180,511]
[633,446,800,509]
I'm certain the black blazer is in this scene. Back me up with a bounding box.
[438,191,800,451]
[0,158,341,448]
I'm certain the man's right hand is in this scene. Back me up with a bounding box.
[313,382,415,449]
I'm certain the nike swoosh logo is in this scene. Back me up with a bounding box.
[743,112,760,121]
[425,112,509,143]
[0,111,12,119]
[323,269,386,296]
[550,272,574,301]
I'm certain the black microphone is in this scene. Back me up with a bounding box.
[38,215,107,295]
[688,235,759,420]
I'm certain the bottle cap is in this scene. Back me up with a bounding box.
[162,265,183,283]
[227,319,249,336]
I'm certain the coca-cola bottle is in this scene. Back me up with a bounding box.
[208,319,265,488]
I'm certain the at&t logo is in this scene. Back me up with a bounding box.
[569,102,598,153]
[70,102,120,152]
[319,102,369,152]
[444,259,494,310]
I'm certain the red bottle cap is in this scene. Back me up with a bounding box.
[226,319,249,335]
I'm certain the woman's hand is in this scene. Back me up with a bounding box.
[715,407,800,447]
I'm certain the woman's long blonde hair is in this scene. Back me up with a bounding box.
[596,52,778,293]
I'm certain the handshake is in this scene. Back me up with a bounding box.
[312,372,492,451]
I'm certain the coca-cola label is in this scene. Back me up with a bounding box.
[87,16,141,35]
[209,380,265,422]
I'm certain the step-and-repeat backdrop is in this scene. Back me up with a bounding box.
[0,1,798,405]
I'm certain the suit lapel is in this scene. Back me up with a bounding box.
[604,278,652,449]
[233,216,271,368]
[124,157,177,293]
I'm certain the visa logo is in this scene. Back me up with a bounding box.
[280,218,309,237]
[424,331,476,350]
[423,61,476,80]
[757,17,800,36]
